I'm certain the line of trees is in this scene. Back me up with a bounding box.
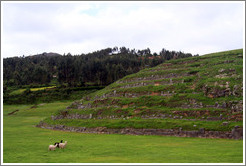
[3,47,197,87]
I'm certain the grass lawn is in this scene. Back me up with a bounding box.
[3,102,243,163]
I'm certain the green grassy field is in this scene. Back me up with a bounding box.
[9,86,56,95]
[3,102,243,163]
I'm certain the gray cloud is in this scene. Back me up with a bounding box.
[2,1,244,58]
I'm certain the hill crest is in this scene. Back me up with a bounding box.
[38,49,243,139]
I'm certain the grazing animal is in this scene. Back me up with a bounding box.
[54,140,63,148]
[48,143,58,151]
[59,141,67,149]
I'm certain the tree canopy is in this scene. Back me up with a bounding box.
[3,47,196,87]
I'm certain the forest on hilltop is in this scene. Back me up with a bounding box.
[3,47,196,88]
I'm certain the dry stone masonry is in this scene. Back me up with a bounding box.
[41,50,243,140]
[37,122,243,139]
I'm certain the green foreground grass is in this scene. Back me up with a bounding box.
[3,102,243,163]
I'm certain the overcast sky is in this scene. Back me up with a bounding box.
[1,1,245,58]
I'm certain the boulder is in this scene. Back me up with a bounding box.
[222,122,228,126]
[231,126,243,139]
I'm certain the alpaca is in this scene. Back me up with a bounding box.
[48,143,58,151]
[59,141,67,149]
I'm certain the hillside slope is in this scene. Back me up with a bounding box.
[38,49,243,139]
